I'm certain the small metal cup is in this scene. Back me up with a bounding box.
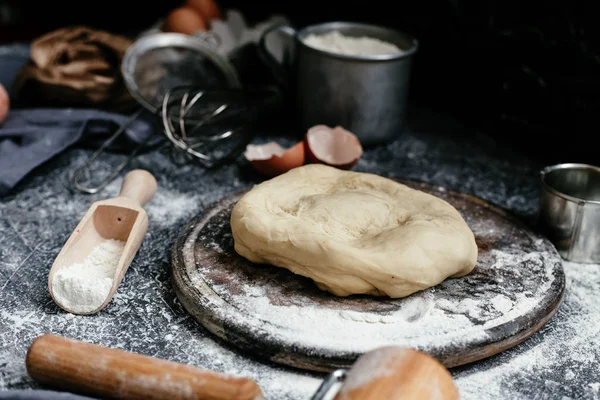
[259,21,418,145]
[539,163,600,263]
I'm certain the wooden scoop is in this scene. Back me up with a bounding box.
[314,346,459,400]
[48,169,157,315]
[26,334,263,400]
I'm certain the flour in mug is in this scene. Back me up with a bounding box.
[302,30,403,56]
[51,239,125,313]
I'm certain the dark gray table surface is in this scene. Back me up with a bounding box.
[1,107,599,400]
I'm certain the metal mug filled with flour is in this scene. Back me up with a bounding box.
[259,21,418,145]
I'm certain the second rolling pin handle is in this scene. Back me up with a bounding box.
[311,346,459,400]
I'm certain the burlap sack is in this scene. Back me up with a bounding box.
[13,26,137,112]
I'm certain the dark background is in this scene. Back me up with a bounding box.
[1,0,598,164]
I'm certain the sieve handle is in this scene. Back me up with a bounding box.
[258,24,296,91]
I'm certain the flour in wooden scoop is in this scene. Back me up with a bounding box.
[52,239,125,313]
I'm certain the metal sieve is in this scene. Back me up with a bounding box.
[70,31,280,193]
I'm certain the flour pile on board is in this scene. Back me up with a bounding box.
[197,234,558,356]
[51,239,125,314]
[241,283,489,352]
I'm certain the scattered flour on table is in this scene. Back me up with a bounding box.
[454,261,600,399]
[2,149,598,399]
[51,239,125,314]
[0,309,322,399]
[302,30,403,56]
[144,188,200,227]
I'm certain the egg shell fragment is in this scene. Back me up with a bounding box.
[245,141,305,178]
[305,125,363,170]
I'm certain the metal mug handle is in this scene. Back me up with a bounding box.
[258,24,296,91]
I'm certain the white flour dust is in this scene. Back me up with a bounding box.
[51,239,125,314]
[144,188,200,227]
[302,30,403,56]
[0,308,322,400]
[240,284,487,353]
[2,146,598,399]
[454,261,600,399]
[215,249,556,357]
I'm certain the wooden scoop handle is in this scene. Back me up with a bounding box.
[119,169,157,206]
[333,346,459,400]
[26,334,263,400]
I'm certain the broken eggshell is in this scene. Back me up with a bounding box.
[244,141,305,177]
[305,125,363,170]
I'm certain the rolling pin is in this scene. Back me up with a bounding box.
[27,335,458,400]
[26,334,263,400]
[312,346,459,400]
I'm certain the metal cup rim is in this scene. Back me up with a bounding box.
[540,162,600,205]
[296,21,419,62]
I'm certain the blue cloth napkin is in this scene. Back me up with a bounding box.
[0,108,158,196]
[0,390,94,400]
[0,43,30,95]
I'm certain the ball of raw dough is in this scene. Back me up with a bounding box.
[230,164,478,298]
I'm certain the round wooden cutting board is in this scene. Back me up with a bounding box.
[171,180,565,373]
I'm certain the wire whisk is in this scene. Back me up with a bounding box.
[160,85,281,167]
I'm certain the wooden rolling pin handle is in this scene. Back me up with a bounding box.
[333,346,459,400]
[26,334,263,400]
[119,169,157,207]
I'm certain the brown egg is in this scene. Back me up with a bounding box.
[0,84,9,125]
[185,0,222,21]
[305,125,363,169]
[245,141,306,178]
[163,6,207,35]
